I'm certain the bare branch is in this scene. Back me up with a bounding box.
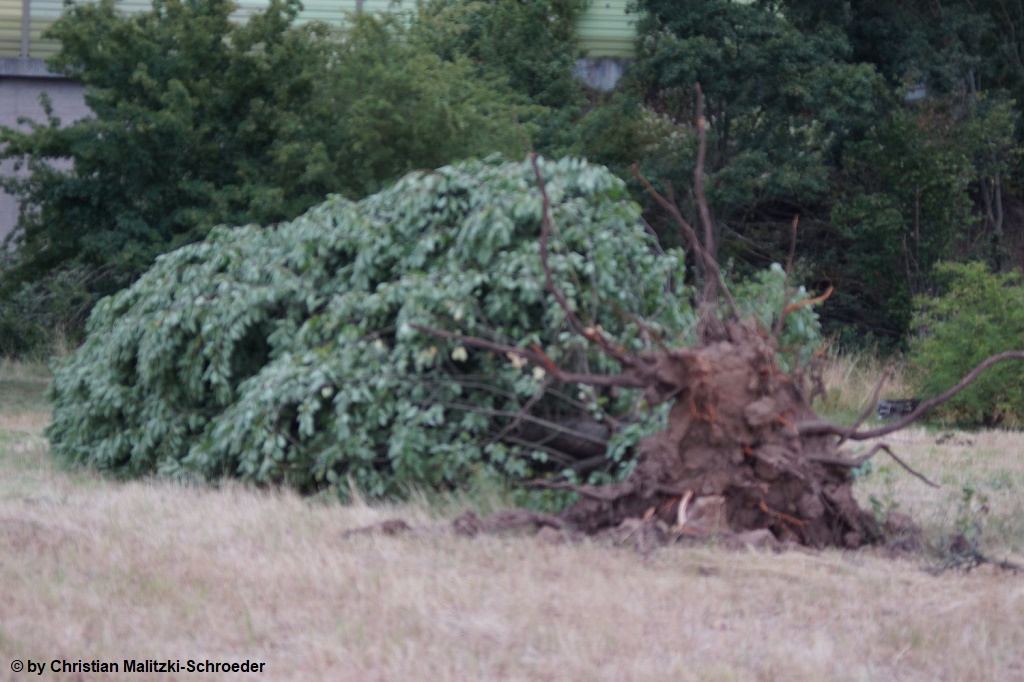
[631,165,741,325]
[529,154,638,369]
[484,378,553,449]
[409,324,647,389]
[797,350,1024,441]
[808,443,940,488]
[693,83,716,261]
[772,214,801,339]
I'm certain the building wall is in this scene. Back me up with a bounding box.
[0,70,88,241]
[1,0,637,60]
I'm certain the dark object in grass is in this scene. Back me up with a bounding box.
[877,398,920,420]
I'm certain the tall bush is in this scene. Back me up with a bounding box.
[910,262,1024,426]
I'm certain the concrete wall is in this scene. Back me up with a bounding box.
[0,59,88,242]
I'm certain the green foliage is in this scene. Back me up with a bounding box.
[730,263,824,372]
[629,0,891,219]
[1,0,329,289]
[411,0,588,154]
[0,0,529,344]
[0,260,96,358]
[824,107,978,346]
[612,0,905,345]
[910,262,1024,427]
[312,13,533,199]
[413,0,586,110]
[45,157,696,498]
[614,0,1024,350]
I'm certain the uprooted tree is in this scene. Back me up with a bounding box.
[45,148,821,502]
[421,88,1024,550]
[45,87,1024,550]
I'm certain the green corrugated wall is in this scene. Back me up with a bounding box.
[0,0,24,57]
[0,0,637,60]
[578,0,635,58]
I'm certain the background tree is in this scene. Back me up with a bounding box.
[585,0,893,339]
[0,0,529,351]
[412,0,588,149]
[579,0,1024,349]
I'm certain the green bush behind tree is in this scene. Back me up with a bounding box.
[910,262,1024,427]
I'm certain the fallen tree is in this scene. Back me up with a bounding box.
[45,85,1024,551]
[44,154,710,496]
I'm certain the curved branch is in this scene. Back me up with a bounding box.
[409,324,647,389]
[530,153,637,368]
[808,443,940,488]
[798,351,1024,441]
[776,286,832,338]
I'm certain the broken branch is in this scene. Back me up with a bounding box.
[408,324,647,389]
[809,443,940,488]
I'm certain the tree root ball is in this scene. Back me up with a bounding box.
[556,321,878,549]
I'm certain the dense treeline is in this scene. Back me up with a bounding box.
[579,0,1024,350]
[2,0,1024,358]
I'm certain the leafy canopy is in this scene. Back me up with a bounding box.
[46,155,826,498]
[45,157,696,497]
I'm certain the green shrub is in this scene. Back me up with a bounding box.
[910,262,1024,427]
[0,261,98,358]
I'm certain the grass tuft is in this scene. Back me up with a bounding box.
[816,348,912,425]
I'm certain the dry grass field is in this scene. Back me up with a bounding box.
[1,357,1023,681]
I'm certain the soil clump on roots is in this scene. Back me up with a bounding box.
[553,319,877,549]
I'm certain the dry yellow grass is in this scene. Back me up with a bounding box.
[2,363,1024,681]
[816,350,913,422]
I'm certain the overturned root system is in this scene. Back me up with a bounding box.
[549,321,879,549]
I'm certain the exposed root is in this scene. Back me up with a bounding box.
[339,519,413,538]
[452,509,566,537]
